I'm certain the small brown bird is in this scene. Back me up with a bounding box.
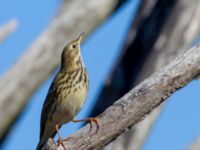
[36,33,99,150]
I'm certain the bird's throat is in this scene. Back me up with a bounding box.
[61,57,83,72]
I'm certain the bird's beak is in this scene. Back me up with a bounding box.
[77,32,85,44]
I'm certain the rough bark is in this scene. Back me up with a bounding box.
[89,0,177,119]
[124,0,200,149]
[42,45,200,150]
[0,0,122,142]
[103,1,159,148]
[0,18,18,42]
[101,0,200,149]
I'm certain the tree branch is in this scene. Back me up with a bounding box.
[121,0,200,149]
[43,45,200,150]
[0,0,122,142]
[95,0,200,149]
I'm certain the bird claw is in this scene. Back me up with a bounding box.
[57,137,67,150]
[63,136,75,142]
[72,117,100,133]
[87,118,99,133]
[55,124,67,150]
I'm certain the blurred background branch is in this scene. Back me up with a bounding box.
[0,18,18,43]
[0,0,127,144]
[188,137,200,150]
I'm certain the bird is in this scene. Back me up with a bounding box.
[36,33,99,150]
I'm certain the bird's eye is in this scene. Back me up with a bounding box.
[72,44,76,49]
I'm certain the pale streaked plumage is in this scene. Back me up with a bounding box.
[36,33,88,150]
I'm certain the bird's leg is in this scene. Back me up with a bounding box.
[72,117,99,133]
[55,124,67,150]
[63,118,99,142]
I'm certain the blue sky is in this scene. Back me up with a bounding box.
[0,0,200,150]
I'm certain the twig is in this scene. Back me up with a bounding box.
[0,18,18,42]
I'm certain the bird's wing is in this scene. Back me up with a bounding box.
[39,73,63,142]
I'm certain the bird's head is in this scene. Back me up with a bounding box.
[61,33,85,71]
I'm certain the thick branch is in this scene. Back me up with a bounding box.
[0,0,121,142]
[123,0,200,149]
[96,0,200,149]
[43,45,200,150]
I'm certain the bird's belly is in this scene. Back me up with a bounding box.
[59,86,87,123]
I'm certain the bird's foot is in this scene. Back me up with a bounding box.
[57,137,67,150]
[72,117,100,133]
[63,136,75,142]
[55,124,67,150]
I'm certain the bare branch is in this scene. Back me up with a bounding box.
[43,45,200,150]
[0,18,18,42]
[124,0,200,149]
[0,0,121,142]
[97,0,200,149]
